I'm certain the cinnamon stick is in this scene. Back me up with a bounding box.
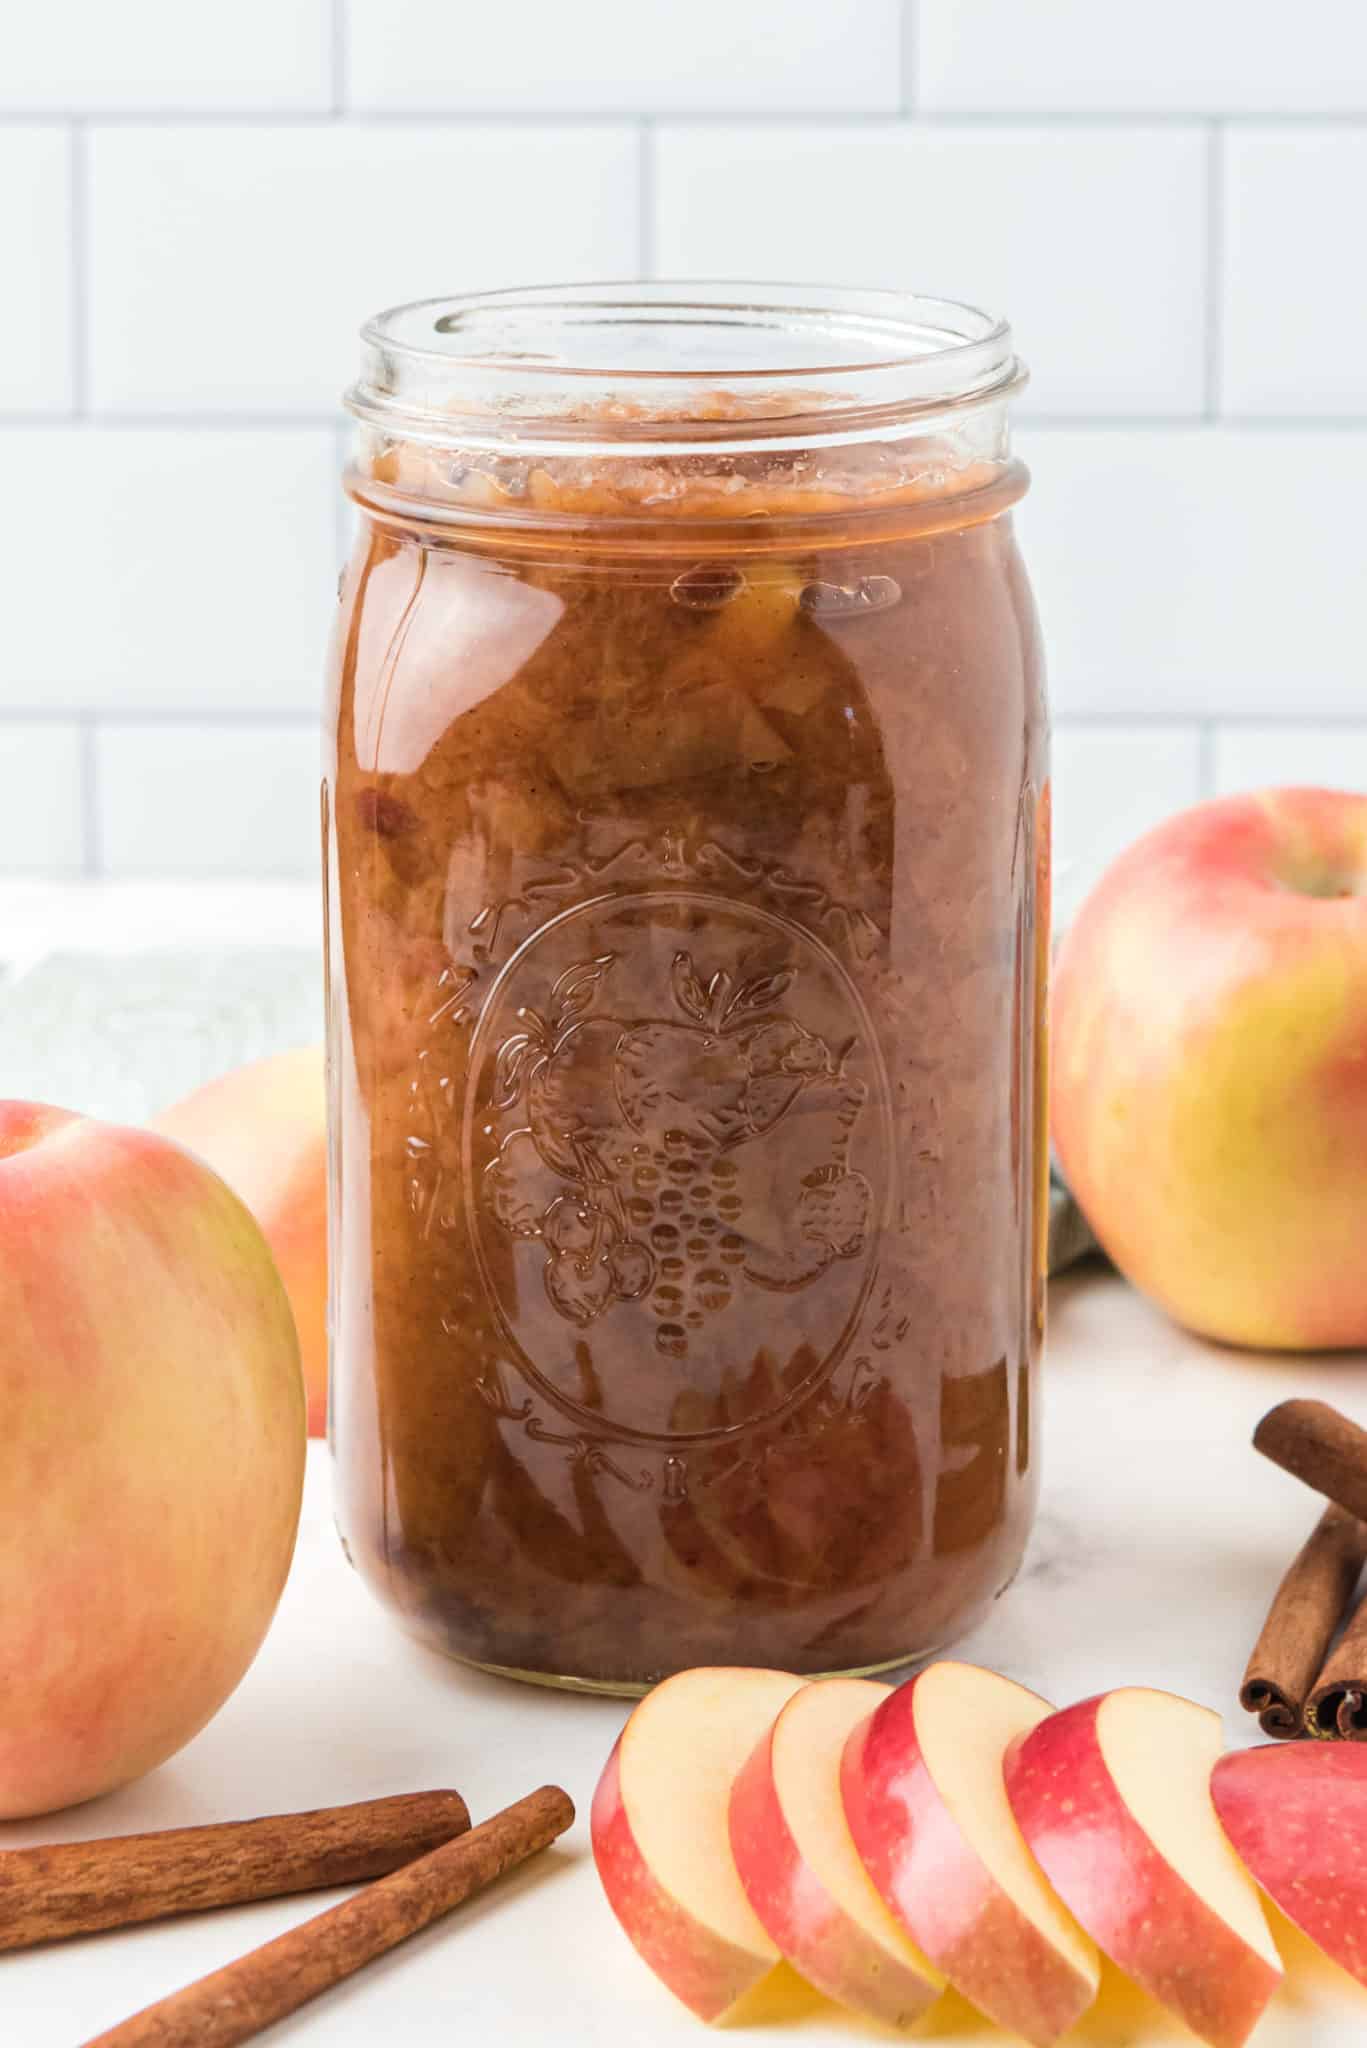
[1307,1588,1367,1740]
[81,1786,575,2048]
[1240,1503,1367,1737]
[1254,1400,1367,1523]
[0,1791,470,1953]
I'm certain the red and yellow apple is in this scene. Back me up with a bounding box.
[1212,1742,1367,1990]
[591,1666,806,2021]
[728,1677,944,2028]
[1053,787,1367,1349]
[1005,1687,1282,2048]
[0,1101,307,1818]
[839,1661,1099,2046]
[153,1045,327,1433]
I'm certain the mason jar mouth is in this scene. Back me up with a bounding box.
[347,281,1024,454]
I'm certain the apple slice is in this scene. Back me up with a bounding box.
[729,1678,945,2028]
[840,1661,1099,2046]
[1006,1688,1283,2048]
[591,1666,807,2021]
[1213,1742,1367,1990]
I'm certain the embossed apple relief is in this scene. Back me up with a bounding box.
[470,894,883,1441]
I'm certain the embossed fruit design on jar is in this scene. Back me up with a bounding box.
[326,285,1049,1691]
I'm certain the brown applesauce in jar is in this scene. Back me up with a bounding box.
[326,285,1049,1692]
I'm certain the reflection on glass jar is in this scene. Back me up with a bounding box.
[325,284,1050,1693]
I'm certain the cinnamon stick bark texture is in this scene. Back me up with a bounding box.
[1240,1504,1367,1737]
[80,1786,574,2048]
[0,1792,470,1953]
[1307,1591,1367,1740]
[1254,1401,1367,1524]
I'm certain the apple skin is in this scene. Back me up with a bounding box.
[1212,1743,1367,1989]
[153,1046,327,1434]
[592,1740,771,2023]
[0,1101,306,1818]
[1052,787,1367,1349]
[728,1688,942,2028]
[1005,1696,1282,2048]
[840,1678,1096,2047]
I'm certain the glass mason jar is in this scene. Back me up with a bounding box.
[325,284,1049,1693]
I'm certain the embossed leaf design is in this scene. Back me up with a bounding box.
[725,968,794,1019]
[514,1004,549,1038]
[706,968,734,1019]
[493,1032,536,1110]
[429,962,477,1028]
[550,953,616,1036]
[848,909,883,961]
[482,1132,557,1238]
[671,951,711,1025]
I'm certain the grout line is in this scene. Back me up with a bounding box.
[1021,413,1367,432]
[330,0,347,115]
[637,119,656,277]
[1204,121,1225,420]
[78,715,101,876]
[1055,710,1367,732]
[902,0,918,115]
[0,107,653,128]
[67,122,89,416]
[3,408,1366,434]
[0,707,1361,732]
[0,410,345,430]
[9,106,1364,129]
[1197,722,1218,795]
[1054,714,1206,731]
[0,708,320,727]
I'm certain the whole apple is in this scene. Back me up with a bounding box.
[1053,787,1367,1349]
[153,1045,327,1435]
[0,1101,306,1817]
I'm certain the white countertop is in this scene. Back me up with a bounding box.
[2,884,1364,2044]
[0,881,324,1123]
[5,1270,1367,2047]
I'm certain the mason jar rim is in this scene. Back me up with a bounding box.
[346,281,1025,452]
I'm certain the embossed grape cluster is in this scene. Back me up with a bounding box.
[615,1130,749,1358]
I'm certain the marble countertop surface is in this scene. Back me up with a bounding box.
[2,883,1365,2044]
[0,880,324,1122]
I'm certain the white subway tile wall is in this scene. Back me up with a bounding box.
[1213,728,1367,798]
[95,723,323,877]
[654,125,1209,416]
[0,0,334,113]
[1221,128,1367,415]
[1016,427,1367,717]
[0,724,86,875]
[89,125,641,412]
[345,0,905,114]
[0,0,1363,883]
[0,429,336,713]
[1050,728,1205,928]
[914,0,1367,114]
[0,129,73,412]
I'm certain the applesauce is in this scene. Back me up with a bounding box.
[326,285,1049,1691]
